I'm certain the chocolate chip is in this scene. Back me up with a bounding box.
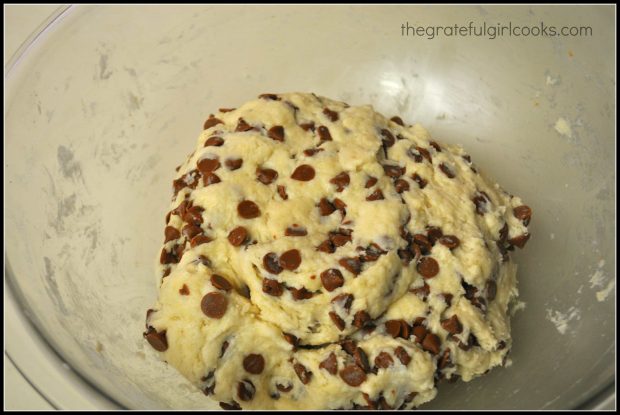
[280,249,301,271]
[283,332,298,348]
[203,172,221,186]
[380,129,395,148]
[419,147,432,163]
[385,320,401,338]
[237,379,255,401]
[323,108,339,122]
[162,268,171,278]
[353,347,370,373]
[303,147,323,156]
[333,198,347,212]
[285,226,307,236]
[160,247,179,264]
[318,198,336,216]
[340,339,357,355]
[204,136,225,147]
[243,354,265,374]
[181,205,202,225]
[165,211,172,224]
[422,333,441,355]
[293,363,312,384]
[262,278,283,296]
[172,177,187,195]
[290,286,314,300]
[143,327,168,351]
[197,157,220,174]
[353,310,371,328]
[211,274,233,292]
[317,125,332,141]
[182,224,203,240]
[441,293,453,307]
[196,255,211,267]
[439,163,456,178]
[316,239,335,253]
[291,164,315,181]
[172,200,190,218]
[175,243,186,260]
[339,365,366,386]
[267,125,285,142]
[330,172,350,192]
[228,226,248,246]
[276,382,293,393]
[441,315,463,334]
[390,116,404,126]
[360,243,386,262]
[429,141,442,152]
[329,311,346,331]
[374,352,394,369]
[164,226,181,242]
[438,348,452,370]
[412,325,427,343]
[263,252,283,274]
[338,257,362,275]
[319,352,338,375]
[472,192,490,215]
[203,116,223,130]
[238,200,261,219]
[219,401,241,410]
[300,122,315,132]
[390,347,409,368]
[320,269,345,291]
[225,158,243,170]
[256,167,278,185]
[259,93,280,100]
[365,177,378,188]
[383,165,405,178]
[486,280,497,301]
[190,234,212,247]
[219,107,235,113]
[366,189,384,201]
[235,118,253,132]
[201,292,228,319]
[413,234,432,255]
[513,205,532,225]
[412,173,427,189]
[394,179,410,193]
[398,248,414,264]
[329,229,352,247]
[439,235,460,249]
[417,257,439,278]
[509,233,530,248]
[276,185,288,200]
[331,293,354,311]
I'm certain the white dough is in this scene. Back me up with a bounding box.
[144,93,532,409]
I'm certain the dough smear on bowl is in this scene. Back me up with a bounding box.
[143,92,532,410]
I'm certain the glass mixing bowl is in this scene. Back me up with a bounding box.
[5,5,615,409]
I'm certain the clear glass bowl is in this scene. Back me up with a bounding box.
[5,5,615,409]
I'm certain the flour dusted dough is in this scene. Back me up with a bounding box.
[144,93,532,410]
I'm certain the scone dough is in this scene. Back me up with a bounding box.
[144,93,532,410]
